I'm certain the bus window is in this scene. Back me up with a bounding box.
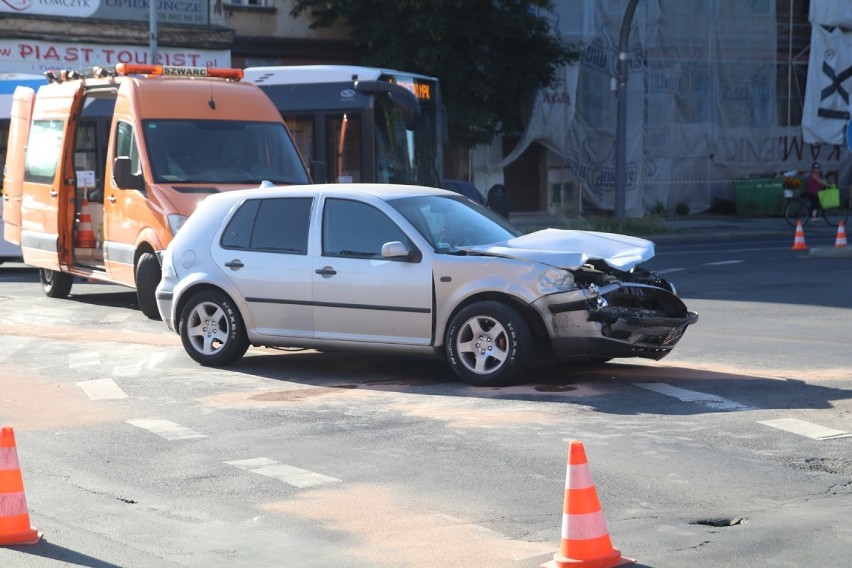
[327,113,362,183]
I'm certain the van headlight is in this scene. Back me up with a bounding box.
[539,268,575,293]
[168,214,188,235]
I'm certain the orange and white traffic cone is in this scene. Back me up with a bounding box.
[834,221,848,248]
[791,220,808,251]
[541,440,634,568]
[0,426,41,546]
[75,196,97,249]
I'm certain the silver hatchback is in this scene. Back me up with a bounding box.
[156,184,697,386]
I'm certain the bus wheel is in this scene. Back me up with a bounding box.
[136,252,162,320]
[39,269,73,298]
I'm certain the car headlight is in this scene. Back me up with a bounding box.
[539,268,575,293]
[168,214,188,235]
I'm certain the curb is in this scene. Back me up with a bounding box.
[809,246,852,258]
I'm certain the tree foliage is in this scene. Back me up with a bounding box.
[290,0,577,148]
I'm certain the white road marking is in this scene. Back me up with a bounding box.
[127,418,207,440]
[225,457,341,488]
[654,268,684,274]
[69,352,101,368]
[99,312,132,324]
[757,418,852,440]
[635,382,755,411]
[704,260,744,266]
[76,378,128,400]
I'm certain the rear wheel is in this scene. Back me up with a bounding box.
[822,205,848,227]
[135,252,162,320]
[784,200,809,227]
[179,289,249,366]
[445,301,531,386]
[39,269,73,298]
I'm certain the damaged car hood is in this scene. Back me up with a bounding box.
[460,228,655,270]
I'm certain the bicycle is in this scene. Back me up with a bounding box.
[784,187,848,227]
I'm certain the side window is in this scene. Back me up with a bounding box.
[114,121,141,175]
[251,198,312,254]
[24,120,64,184]
[221,200,260,249]
[222,198,312,254]
[323,198,410,258]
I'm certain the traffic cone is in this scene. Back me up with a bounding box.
[541,441,634,568]
[75,196,97,249]
[0,426,41,546]
[835,221,848,248]
[791,220,808,251]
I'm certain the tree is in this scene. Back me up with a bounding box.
[290,0,578,148]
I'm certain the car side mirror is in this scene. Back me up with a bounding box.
[113,157,144,192]
[381,240,419,262]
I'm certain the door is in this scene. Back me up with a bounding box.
[2,86,35,246]
[211,197,315,338]
[312,197,432,345]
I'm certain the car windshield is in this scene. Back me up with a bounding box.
[389,195,523,252]
[144,119,310,185]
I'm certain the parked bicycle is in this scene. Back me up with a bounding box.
[784,185,848,227]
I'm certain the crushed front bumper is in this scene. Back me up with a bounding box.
[534,282,699,361]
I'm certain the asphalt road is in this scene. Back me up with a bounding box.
[1,234,850,567]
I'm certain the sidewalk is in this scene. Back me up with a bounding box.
[507,212,852,257]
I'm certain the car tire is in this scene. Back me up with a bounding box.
[135,252,162,320]
[39,268,73,298]
[445,301,531,386]
[179,289,249,366]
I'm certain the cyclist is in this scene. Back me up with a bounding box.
[806,162,829,223]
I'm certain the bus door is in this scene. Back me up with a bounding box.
[326,112,365,183]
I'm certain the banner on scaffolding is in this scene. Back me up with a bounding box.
[802,24,852,145]
[810,0,852,28]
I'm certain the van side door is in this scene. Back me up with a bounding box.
[2,86,35,246]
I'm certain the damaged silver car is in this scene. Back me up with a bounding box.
[156,184,697,386]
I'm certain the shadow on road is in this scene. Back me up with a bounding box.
[3,538,123,568]
[227,350,852,415]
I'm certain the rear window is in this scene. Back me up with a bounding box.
[24,120,64,184]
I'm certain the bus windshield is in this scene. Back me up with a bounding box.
[374,86,442,187]
[143,119,309,185]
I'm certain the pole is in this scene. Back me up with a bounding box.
[150,0,158,64]
[614,0,640,219]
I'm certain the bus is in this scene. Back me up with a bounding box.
[243,65,445,189]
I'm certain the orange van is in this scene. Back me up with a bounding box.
[2,64,310,318]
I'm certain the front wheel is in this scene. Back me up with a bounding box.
[445,301,531,386]
[785,200,810,227]
[135,252,162,320]
[179,289,249,366]
[39,269,73,298]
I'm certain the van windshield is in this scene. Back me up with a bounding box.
[143,119,309,185]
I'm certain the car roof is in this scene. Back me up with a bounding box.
[206,183,455,205]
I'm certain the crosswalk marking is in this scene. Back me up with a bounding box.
[757,418,852,440]
[127,418,207,440]
[635,382,754,411]
[69,352,101,368]
[225,458,341,488]
[654,268,684,274]
[704,260,744,266]
[76,378,128,400]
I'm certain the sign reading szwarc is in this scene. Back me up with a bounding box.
[0,0,208,25]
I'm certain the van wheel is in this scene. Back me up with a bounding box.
[179,290,249,367]
[39,269,73,298]
[135,252,162,320]
[445,301,531,386]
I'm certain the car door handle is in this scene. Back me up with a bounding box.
[315,266,337,276]
[108,194,117,204]
[224,259,244,270]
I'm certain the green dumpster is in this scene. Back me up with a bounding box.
[733,178,786,216]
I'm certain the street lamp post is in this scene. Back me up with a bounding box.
[150,1,158,64]
[614,0,640,219]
